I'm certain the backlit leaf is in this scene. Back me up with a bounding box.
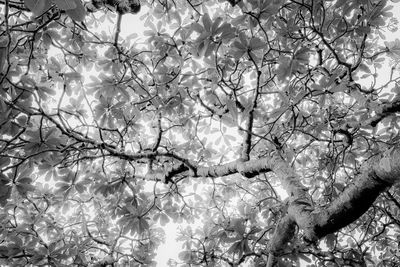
[53,0,76,10]
[65,0,85,21]
[24,0,52,15]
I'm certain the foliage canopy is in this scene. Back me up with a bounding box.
[1,0,400,266]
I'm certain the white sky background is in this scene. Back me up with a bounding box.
[48,9,185,266]
[44,2,400,266]
[116,3,400,266]
[117,10,236,266]
[13,0,396,264]
[116,12,193,266]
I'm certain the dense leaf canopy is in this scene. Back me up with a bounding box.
[1,0,400,266]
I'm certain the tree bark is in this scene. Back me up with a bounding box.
[307,145,400,239]
[267,145,400,259]
[141,142,400,262]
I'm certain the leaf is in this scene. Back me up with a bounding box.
[74,182,86,193]
[30,254,45,264]
[0,177,11,207]
[224,134,236,143]
[204,42,215,58]
[249,37,265,50]
[160,213,170,226]
[357,63,371,73]
[231,218,246,235]
[137,218,149,233]
[276,56,292,81]
[55,182,70,192]
[298,253,312,263]
[16,183,35,195]
[211,17,223,33]
[0,38,7,73]
[226,99,238,122]
[379,157,391,172]
[202,13,212,32]
[53,0,76,10]
[294,47,310,62]
[227,241,242,254]
[386,39,400,57]
[38,86,56,96]
[64,72,83,81]
[214,136,222,145]
[17,177,32,184]
[325,233,336,250]
[0,157,10,168]
[24,0,52,16]
[65,0,85,22]
[178,251,192,261]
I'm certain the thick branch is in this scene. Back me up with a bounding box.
[292,146,400,241]
[266,215,296,267]
[368,99,400,127]
[240,51,261,161]
[265,146,400,265]
[147,157,275,182]
[270,155,310,203]
[147,152,316,187]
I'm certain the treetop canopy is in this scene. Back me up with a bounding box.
[1,0,400,266]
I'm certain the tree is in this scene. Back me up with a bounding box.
[1,0,400,266]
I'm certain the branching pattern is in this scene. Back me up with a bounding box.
[0,0,400,266]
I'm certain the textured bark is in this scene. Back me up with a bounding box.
[267,155,316,242]
[266,146,400,259]
[369,99,400,127]
[266,216,296,267]
[146,157,275,182]
[281,146,400,244]
[308,146,400,239]
[311,171,389,238]
[146,144,400,262]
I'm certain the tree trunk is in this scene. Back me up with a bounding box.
[267,145,400,262]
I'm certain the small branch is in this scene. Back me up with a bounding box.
[240,51,261,161]
[114,13,122,46]
[368,99,400,127]
[0,0,29,11]
[185,0,201,15]
[152,113,162,151]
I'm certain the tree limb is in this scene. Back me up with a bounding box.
[368,99,400,127]
[266,146,400,260]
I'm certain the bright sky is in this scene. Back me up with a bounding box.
[44,2,400,266]
[116,3,400,266]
